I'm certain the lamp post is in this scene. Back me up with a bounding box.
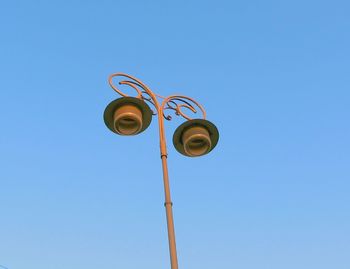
[103,73,219,269]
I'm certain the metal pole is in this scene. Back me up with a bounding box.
[158,113,179,269]
[106,73,210,269]
[161,155,178,269]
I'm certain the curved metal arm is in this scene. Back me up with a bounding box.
[108,73,206,122]
[161,95,206,121]
[109,73,160,112]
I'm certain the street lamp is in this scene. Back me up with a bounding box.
[103,73,219,269]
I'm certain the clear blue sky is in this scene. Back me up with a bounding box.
[1,1,349,269]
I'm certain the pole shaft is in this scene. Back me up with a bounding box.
[158,110,179,269]
[161,154,178,269]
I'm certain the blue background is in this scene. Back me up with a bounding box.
[0,1,349,268]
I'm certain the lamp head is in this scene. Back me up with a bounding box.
[173,119,219,157]
[104,97,152,136]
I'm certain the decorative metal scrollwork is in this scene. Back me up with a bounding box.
[108,73,206,121]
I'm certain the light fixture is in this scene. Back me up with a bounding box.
[103,73,219,269]
[173,119,219,157]
[104,96,152,136]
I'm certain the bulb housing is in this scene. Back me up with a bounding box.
[173,119,219,157]
[104,97,152,136]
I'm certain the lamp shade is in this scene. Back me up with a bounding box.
[173,119,219,157]
[104,97,153,135]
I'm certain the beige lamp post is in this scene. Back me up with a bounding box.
[103,73,219,269]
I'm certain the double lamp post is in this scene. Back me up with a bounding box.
[103,73,219,269]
